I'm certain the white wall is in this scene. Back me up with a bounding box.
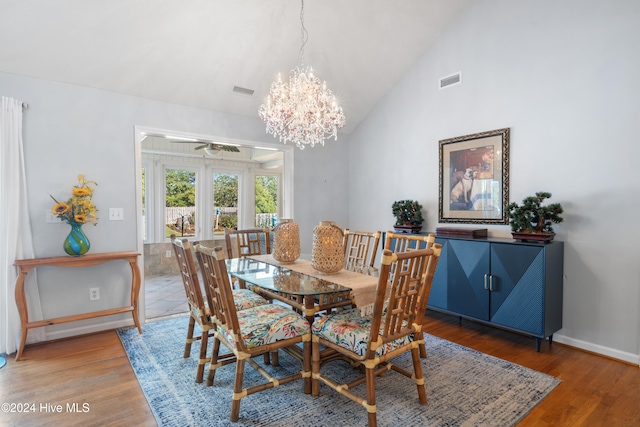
[348,0,640,363]
[293,139,350,254]
[0,71,348,342]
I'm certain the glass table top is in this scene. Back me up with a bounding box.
[226,257,351,296]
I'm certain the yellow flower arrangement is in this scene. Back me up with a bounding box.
[50,174,99,226]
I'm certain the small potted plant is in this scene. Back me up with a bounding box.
[392,199,424,234]
[507,192,563,242]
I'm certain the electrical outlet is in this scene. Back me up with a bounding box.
[165,250,172,258]
[89,287,100,301]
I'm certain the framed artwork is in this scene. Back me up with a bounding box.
[439,128,510,224]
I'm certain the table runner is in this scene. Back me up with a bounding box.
[247,254,380,313]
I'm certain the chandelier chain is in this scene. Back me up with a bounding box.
[299,0,308,67]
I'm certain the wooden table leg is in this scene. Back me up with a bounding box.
[128,258,143,334]
[14,267,30,361]
[302,295,317,394]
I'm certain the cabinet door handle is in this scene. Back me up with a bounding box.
[489,274,495,292]
[484,274,489,290]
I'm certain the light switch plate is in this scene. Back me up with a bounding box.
[46,210,62,223]
[109,208,124,221]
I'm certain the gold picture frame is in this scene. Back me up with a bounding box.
[439,128,510,224]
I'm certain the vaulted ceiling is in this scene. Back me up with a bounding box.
[1,0,469,135]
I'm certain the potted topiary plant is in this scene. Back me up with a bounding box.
[392,199,424,234]
[507,192,563,242]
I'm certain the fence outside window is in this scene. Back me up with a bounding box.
[165,207,276,237]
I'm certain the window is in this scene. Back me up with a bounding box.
[165,167,197,238]
[213,172,239,235]
[255,174,279,228]
[137,129,292,244]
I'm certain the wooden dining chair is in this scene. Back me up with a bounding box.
[170,237,214,384]
[311,246,441,427]
[170,236,270,383]
[194,244,312,422]
[343,229,381,276]
[383,231,435,253]
[224,227,271,259]
[383,231,436,358]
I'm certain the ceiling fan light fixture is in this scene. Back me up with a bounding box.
[204,147,221,156]
[258,0,345,150]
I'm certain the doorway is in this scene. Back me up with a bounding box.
[134,126,293,322]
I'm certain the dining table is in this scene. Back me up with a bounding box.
[226,254,383,395]
[226,255,381,323]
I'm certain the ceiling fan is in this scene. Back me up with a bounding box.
[168,138,241,156]
[193,142,240,156]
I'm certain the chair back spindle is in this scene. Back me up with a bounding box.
[224,227,271,259]
[195,245,241,344]
[343,229,381,276]
[383,232,435,279]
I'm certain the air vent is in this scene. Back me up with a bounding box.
[439,71,462,89]
[232,86,255,96]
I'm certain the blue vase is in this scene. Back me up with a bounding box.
[63,223,90,256]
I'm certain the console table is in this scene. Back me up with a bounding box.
[13,251,142,360]
[427,236,563,351]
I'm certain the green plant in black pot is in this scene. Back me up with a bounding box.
[392,199,424,228]
[507,192,563,241]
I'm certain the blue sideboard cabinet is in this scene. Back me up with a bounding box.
[427,236,564,351]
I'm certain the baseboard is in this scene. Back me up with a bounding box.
[554,333,639,366]
[44,319,136,342]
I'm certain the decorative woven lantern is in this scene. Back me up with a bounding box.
[312,221,345,274]
[272,219,300,263]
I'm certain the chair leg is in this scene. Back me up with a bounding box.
[184,315,196,358]
[419,342,427,358]
[411,347,427,404]
[311,339,320,396]
[303,339,311,394]
[196,330,208,383]
[365,367,378,427]
[206,337,222,386]
[230,359,246,422]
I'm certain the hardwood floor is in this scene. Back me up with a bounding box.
[1,311,638,426]
[0,331,155,427]
[425,311,640,426]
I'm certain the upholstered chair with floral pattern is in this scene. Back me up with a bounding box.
[311,246,441,427]
[194,244,311,423]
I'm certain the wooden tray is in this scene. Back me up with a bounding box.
[436,227,488,238]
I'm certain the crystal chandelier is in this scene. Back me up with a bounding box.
[258,0,346,150]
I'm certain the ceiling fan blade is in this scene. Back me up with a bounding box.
[171,140,240,153]
[213,144,240,153]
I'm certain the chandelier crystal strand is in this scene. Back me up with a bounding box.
[258,0,345,150]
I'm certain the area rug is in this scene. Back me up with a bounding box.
[117,316,560,427]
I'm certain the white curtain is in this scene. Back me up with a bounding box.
[0,96,41,356]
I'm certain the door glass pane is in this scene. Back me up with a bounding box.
[255,175,278,228]
[214,172,239,235]
[165,168,196,238]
